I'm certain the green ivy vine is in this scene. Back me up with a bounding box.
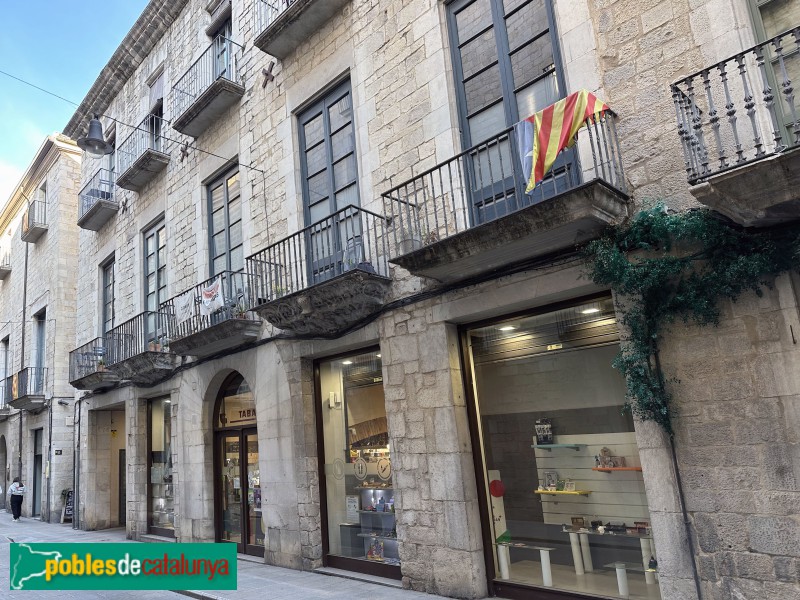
[584,205,800,434]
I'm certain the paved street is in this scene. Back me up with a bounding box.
[0,511,460,599]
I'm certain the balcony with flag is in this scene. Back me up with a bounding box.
[382,91,628,283]
[78,168,117,231]
[253,0,350,59]
[116,113,170,192]
[161,271,262,358]
[8,367,46,411]
[245,205,391,337]
[69,338,120,391]
[171,34,245,138]
[104,311,179,385]
[671,27,800,227]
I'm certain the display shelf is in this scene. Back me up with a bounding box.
[357,509,396,515]
[357,533,398,541]
[530,444,587,451]
[534,490,591,496]
[354,486,393,490]
[592,467,643,473]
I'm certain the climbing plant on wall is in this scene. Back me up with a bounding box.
[584,205,800,434]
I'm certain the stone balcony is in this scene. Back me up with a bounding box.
[105,311,179,385]
[116,114,170,192]
[253,0,350,59]
[382,112,628,283]
[671,27,800,227]
[7,367,46,411]
[78,168,118,231]
[162,271,262,358]
[246,205,391,337]
[0,253,11,279]
[21,199,47,243]
[171,35,244,138]
[69,338,120,392]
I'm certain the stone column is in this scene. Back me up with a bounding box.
[381,313,487,598]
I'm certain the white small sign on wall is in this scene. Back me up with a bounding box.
[345,495,359,523]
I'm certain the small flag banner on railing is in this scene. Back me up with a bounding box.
[9,543,237,590]
[515,90,610,191]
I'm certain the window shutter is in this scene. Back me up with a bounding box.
[149,73,165,111]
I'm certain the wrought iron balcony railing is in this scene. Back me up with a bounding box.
[256,0,295,33]
[117,113,170,176]
[14,367,47,398]
[79,168,116,219]
[0,377,9,409]
[172,34,243,121]
[105,310,174,366]
[22,198,47,240]
[382,111,624,257]
[160,270,259,342]
[0,251,11,278]
[672,27,800,184]
[69,337,110,383]
[246,205,389,305]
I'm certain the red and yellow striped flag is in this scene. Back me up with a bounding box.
[521,90,609,193]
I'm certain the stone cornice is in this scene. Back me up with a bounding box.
[63,0,190,139]
[0,134,80,234]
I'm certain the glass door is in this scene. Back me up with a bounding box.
[219,433,243,549]
[217,429,264,556]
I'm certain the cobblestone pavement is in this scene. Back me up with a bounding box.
[0,511,462,600]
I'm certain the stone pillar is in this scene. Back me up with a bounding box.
[381,313,487,598]
[634,419,700,600]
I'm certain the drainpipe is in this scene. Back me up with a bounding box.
[652,343,704,600]
[18,242,29,479]
[72,396,81,530]
[47,399,52,522]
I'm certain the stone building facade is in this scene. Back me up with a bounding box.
[0,134,81,523]
[57,1,799,600]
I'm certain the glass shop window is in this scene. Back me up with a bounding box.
[149,396,174,537]
[465,296,661,599]
[318,349,400,577]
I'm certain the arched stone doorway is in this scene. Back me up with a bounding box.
[213,372,264,557]
[0,435,6,510]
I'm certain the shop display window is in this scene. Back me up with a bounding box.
[465,297,661,599]
[148,396,174,536]
[318,349,400,577]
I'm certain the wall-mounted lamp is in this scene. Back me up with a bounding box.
[76,114,113,158]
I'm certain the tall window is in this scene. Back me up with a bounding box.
[144,222,167,340]
[208,169,242,275]
[298,81,359,281]
[38,181,47,204]
[748,0,800,141]
[447,0,563,146]
[34,310,46,392]
[298,80,359,224]
[102,260,115,335]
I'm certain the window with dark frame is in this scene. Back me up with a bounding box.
[207,169,243,276]
[143,221,167,341]
[101,259,115,335]
[446,0,564,147]
[297,80,360,282]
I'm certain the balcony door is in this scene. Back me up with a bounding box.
[143,222,167,346]
[298,80,360,285]
[213,20,233,81]
[34,311,46,393]
[447,0,569,223]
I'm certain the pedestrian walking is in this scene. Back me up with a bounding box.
[8,477,25,521]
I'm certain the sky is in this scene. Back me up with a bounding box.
[0,0,149,203]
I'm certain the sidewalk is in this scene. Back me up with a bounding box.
[0,512,462,600]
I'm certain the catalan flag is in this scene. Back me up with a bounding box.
[516,90,610,193]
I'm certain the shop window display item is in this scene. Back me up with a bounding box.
[534,418,553,444]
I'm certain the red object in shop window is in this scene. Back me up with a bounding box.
[489,480,505,497]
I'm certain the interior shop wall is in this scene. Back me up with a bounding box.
[475,345,640,524]
[320,364,346,552]
[108,411,125,527]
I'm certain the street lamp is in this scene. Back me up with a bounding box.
[76,114,113,158]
